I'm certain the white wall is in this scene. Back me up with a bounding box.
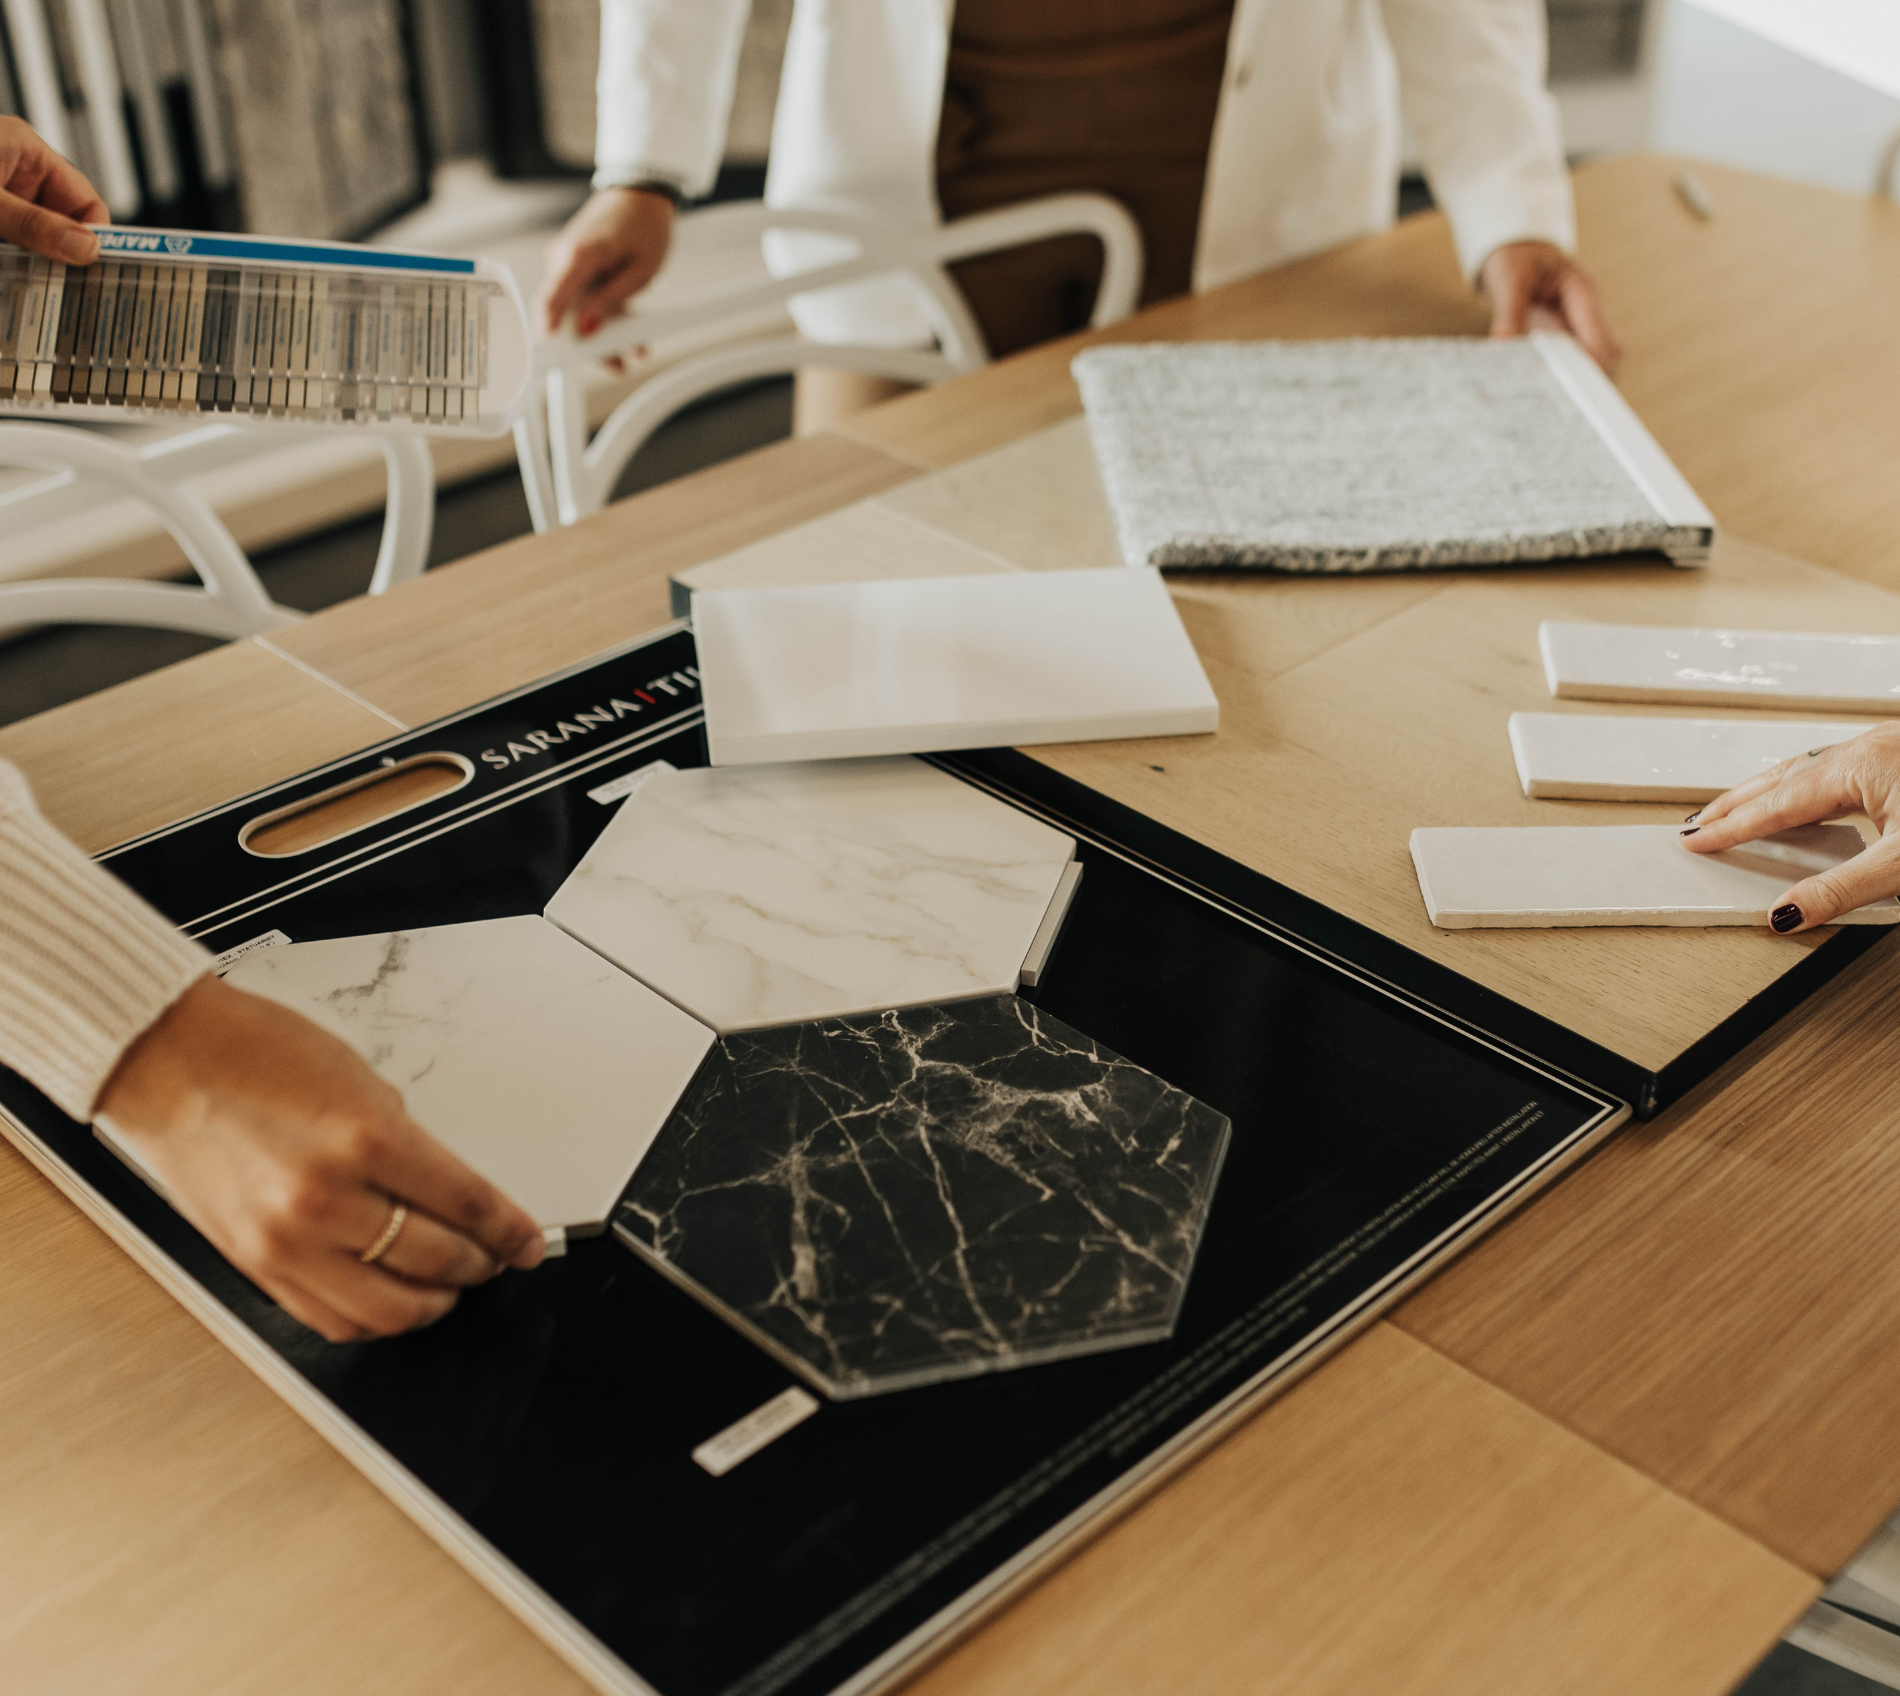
[1649,0,1900,196]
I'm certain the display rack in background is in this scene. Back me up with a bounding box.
[0,0,431,239]
[0,1,1663,246]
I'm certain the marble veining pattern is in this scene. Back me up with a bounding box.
[546,759,1077,1033]
[614,995,1232,1397]
[224,916,716,1229]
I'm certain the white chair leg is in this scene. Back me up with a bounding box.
[513,400,558,536]
[1826,1522,1900,1629]
[546,363,595,528]
[368,434,436,595]
[0,577,296,640]
[1788,1600,1900,1688]
[0,424,299,637]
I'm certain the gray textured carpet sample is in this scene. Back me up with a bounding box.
[1074,339,1689,573]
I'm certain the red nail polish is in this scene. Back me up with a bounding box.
[1771,903,1802,933]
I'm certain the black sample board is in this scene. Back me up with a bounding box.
[0,627,1626,1696]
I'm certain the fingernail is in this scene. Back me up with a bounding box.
[57,227,96,265]
[1679,826,1699,836]
[578,316,597,336]
[1771,903,1803,933]
[1684,811,1701,824]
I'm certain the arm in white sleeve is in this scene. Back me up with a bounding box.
[593,0,753,197]
[0,762,208,1121]
[1378,0,1575,281]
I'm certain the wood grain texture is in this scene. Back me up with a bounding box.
[1395,929,1900,1577]
[0,639,392,853]
[905,1324,1812,1696]
[1033,533,1900,1071]
[1578,158,1900,593]
[0,1143,595,1696]
[271,432,917,727]
[6,155,1889,1695]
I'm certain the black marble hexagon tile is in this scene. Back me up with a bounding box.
[612,994,1232,1398]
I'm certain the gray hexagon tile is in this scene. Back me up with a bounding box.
[613,995,1232,1398]
[544,757,1076,1032]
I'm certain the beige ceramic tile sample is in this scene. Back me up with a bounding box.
[1541,621,1900,712]
[669,498,1022,606]
[693,567,1220,765]
[1411,823,1899,929]
[871,416,1127,574]
[1508,712,1875,801]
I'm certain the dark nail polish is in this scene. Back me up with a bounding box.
[1684,810,1701,824]
[1771,903,1802,933]
[1679,826,1699,836]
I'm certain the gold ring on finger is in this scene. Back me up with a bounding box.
[359,1201,409,1266]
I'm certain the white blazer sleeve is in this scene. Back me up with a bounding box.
[593,0,752,197]
[1377,0,1576,281]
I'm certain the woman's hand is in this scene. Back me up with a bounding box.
[1682,723,1900,932]
[1480,240,1622,374]
[535,186,677,336]
[97,975,545,1343]
[0,114,106,264]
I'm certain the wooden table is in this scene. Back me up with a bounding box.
[7,154,1900,1695]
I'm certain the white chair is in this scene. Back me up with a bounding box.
[1772,1516,1900,1688]
[0,422,435,640]
[1785,1601,1900,1687]
[515,192,1144,531]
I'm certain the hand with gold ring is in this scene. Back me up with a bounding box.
[1681,722,1900,933]
[96,975,545,1342]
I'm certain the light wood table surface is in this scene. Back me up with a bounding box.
[5,152,1898,1695]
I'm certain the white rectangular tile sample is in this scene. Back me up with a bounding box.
[1541,621,1900,713]
[546,757,1077,1032]
[1411,823,1900,929]
[222,916,716,1230]
[692,567,1219,765]
[1508,712,1875,801]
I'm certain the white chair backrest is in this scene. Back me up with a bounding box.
[0,422,435,640]
[516,193,1144,530]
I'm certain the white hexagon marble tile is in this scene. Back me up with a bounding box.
[216,916,716,1231]
[544,757,1076,1032]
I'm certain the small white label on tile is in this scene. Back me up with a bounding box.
[212,930,292,975]
[587,759,676,807]
[692,1387,820,1477]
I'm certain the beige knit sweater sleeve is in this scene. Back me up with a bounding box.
[0,761,210,1121]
